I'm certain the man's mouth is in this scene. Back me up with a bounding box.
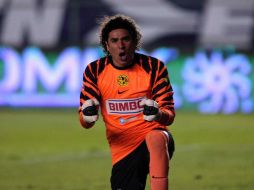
[119,52,127,61]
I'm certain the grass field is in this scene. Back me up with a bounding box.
[0,108,254,190]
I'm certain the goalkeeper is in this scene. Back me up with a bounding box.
[79,14,175,190]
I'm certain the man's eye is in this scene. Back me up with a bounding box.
[111,39,117,43]
[123,37,130,42]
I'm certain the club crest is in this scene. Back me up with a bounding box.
[117,75,129,86]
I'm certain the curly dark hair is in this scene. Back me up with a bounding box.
[99,14,142,55]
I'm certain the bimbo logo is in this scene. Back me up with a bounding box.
[106,97,144,115]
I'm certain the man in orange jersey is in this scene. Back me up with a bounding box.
[79,14,175,190]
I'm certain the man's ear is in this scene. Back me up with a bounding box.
[105,41,110,54]
[105,41,109,51]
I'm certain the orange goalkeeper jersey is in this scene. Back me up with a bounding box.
[79,53,175,165]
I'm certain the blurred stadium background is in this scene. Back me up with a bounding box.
[0,0,254,189]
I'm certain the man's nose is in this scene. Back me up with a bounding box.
[118,41,125,49]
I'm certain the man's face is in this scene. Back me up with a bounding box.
[106,28,136,67]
